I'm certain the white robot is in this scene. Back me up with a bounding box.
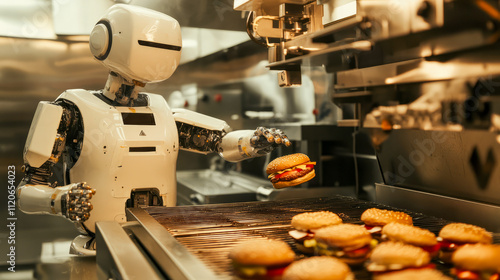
[17,4,290,255]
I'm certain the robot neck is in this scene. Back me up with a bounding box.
[103,72,145,106]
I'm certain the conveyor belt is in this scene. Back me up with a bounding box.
[143,195,500,279]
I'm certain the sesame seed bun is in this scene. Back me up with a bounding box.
[266,153,311,175]
[438,223,492,244]
[452,243,500,272]
[315,224,372,249]
[282,256,355,280]
[373,268,452,280]
[272,170,316,189]
[291,211,343,231]
[361,208,413,227]
[228,239,295,266]
[382,223,437,247]
[369,241,430,269]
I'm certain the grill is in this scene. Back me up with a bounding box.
[140,195,497,279]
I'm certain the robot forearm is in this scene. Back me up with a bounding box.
[218,130,257,162]
[219,127,291,162]
[17,183,68,215]
[17,182,95,222]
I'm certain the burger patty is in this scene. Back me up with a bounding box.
[270,166,313,183]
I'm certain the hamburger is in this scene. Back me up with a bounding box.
[366,241,432,275]
[228,239,295,279]
[381,222,439,257]
[288,211,343,254]
[451,243,500,280]
[360,208,413,236]
[373,268,452,280]
[314,223,374,265]
[282,256,355,280]
[266,153,316,189]
[437,222,493,263]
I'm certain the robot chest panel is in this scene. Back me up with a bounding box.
[63,91,179,187]
[82,106,177,162]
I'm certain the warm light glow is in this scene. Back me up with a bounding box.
[386,61,456,84]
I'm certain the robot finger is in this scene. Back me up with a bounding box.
[266,134,275,143]
[69,189,84,196]
[269,129,282,143]
[81,182,96,194]
[282,136,291,147]
[254,127,266,136]
[250,135,260,146]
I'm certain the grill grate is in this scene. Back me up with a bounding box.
[145,195,499,280]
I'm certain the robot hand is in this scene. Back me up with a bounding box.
[250,127,291,155]
[62,182,96,222]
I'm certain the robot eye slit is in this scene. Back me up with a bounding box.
[137,40,182,51]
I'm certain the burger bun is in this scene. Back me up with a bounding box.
[373,268,452,280]
[283,256,354,280]
[439,223,492,244]
[382,222,437,247]
[315,224,372,249]
[228,239,295,266]
[369,241,430,269]
[291,211,342,231]
[361,208,413,227]
[452,243,500,272]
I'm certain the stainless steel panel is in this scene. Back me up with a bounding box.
[176,170,269,205]
[96,221,163,280]
[125,208,219,280]
[376,129,500,206]
[376,183,500,232]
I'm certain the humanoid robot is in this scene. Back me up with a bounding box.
[17,4,290,255]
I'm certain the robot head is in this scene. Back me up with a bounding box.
[89,4,182,84]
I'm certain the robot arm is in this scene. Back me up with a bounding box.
[218,127,291,162]
[17,101,95,222]
[173,108,290,162]
[17,182,94,222]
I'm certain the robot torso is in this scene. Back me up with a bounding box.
[58,89,179,233]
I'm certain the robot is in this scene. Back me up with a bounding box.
[16,4,290,255]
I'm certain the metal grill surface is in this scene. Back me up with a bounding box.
[145,195,496,279]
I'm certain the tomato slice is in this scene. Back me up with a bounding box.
[345,245,370,258]
[421,243,441,254]
[457,270,481,280]
[439,239,466,251]
[266,265,287,277]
